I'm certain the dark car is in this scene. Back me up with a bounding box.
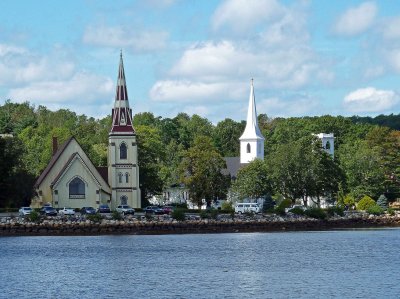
[40,206,57,216]
[80,207,96,215]
[161,206,174,214]
[97,204,111,213]
[143,206,164,215]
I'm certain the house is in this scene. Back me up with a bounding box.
[32,53,141,210]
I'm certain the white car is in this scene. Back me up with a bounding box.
[19,207,33,216]
[58,207,75,215]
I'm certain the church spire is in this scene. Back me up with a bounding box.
[110,51,135,134]
[239,79,265,164]
[240,79,264,140]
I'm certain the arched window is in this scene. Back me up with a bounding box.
[120,143,127,160]
[325,141,331,150]
[118,173,123,183]
[247,143,251,153]
[120,195,128,205]
[125,173,129,183]
[69,177,85,198]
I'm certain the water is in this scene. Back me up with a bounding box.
[1,229,400,299]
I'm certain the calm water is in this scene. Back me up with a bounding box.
[1,229,400,299]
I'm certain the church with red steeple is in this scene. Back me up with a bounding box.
[33,53,141,209]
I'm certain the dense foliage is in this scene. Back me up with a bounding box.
[0,100,399,208]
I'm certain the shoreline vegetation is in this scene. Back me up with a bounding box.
[1,212,399,237]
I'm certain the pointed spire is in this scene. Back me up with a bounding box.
[110,51,135,134]
[239,79,264,140]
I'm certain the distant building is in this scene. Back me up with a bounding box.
[314,133,335,158]
[32,53,141,209]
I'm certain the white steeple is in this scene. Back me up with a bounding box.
[239,79,265,164]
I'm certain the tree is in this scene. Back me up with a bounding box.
[232,159,272,200]
[376,194,388,210]
[213,118,244,157]
[179,136,230,209]
[267,135,344,206]
[0,136,35,208]
[159,140,186,188]
[136,125,165,204]
[357,195,376,211]
[337,140,386,200]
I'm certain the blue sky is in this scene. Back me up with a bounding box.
[1,0,399,123]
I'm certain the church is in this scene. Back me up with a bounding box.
[33,54,141,209]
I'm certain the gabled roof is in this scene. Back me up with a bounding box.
[35,137,110,189]
[96,166,109,183]
[239,79,264,141]
[222,157,246,180]
[51,152,103,189]
[34,137,75,188]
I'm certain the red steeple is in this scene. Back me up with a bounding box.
[110,51,135,134]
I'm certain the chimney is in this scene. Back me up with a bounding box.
[52,137,58,156]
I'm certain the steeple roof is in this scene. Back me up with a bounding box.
[110,51,135,134]
[239,79,264,140]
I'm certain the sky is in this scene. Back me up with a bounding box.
[0,0,400,123]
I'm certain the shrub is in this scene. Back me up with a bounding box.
[326,206,344,217]
[27,210,40,223]
[112,211,123,220]
[171,209,185,221]
[357,196,376,211]
[387,208,395,216]
[289,207,305,215]
[210,209,219,220]
[376,194,388,210]
[367,205,384,216]
[221,201,234,213]
[199,210,209,219]
[87,214,103,223]
[304,207,327,220]
[274,198,292,215]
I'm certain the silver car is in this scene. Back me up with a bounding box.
[19,207,33,216]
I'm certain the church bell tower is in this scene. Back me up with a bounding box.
[108,52,141,209]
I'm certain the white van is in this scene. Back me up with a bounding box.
[235,203,261,214]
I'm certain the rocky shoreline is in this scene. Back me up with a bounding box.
[1,212,400,236]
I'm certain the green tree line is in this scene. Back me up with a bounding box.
[0,100,399,208]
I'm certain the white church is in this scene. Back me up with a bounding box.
[32,53,141,209]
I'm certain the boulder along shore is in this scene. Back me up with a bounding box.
[1,213,400,236]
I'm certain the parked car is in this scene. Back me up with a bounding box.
[19,207,33,216]
[80,207,96,215]
[97,204,111,213]
[58,207,75,216]
[40,206,58,216]
[234,203,261,214]
[143,206,164,215]
[161,206,174,214]
[116,205,135,215]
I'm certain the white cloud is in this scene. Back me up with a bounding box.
[83,25,169,52]
[382,17,400,40]
[0,44,75,87]
[149,79,243,102]
[8,72,113,104]
[212,0,284,34]
[343,87,398,113]
[258,96,321,117]
[333,2,377,36]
